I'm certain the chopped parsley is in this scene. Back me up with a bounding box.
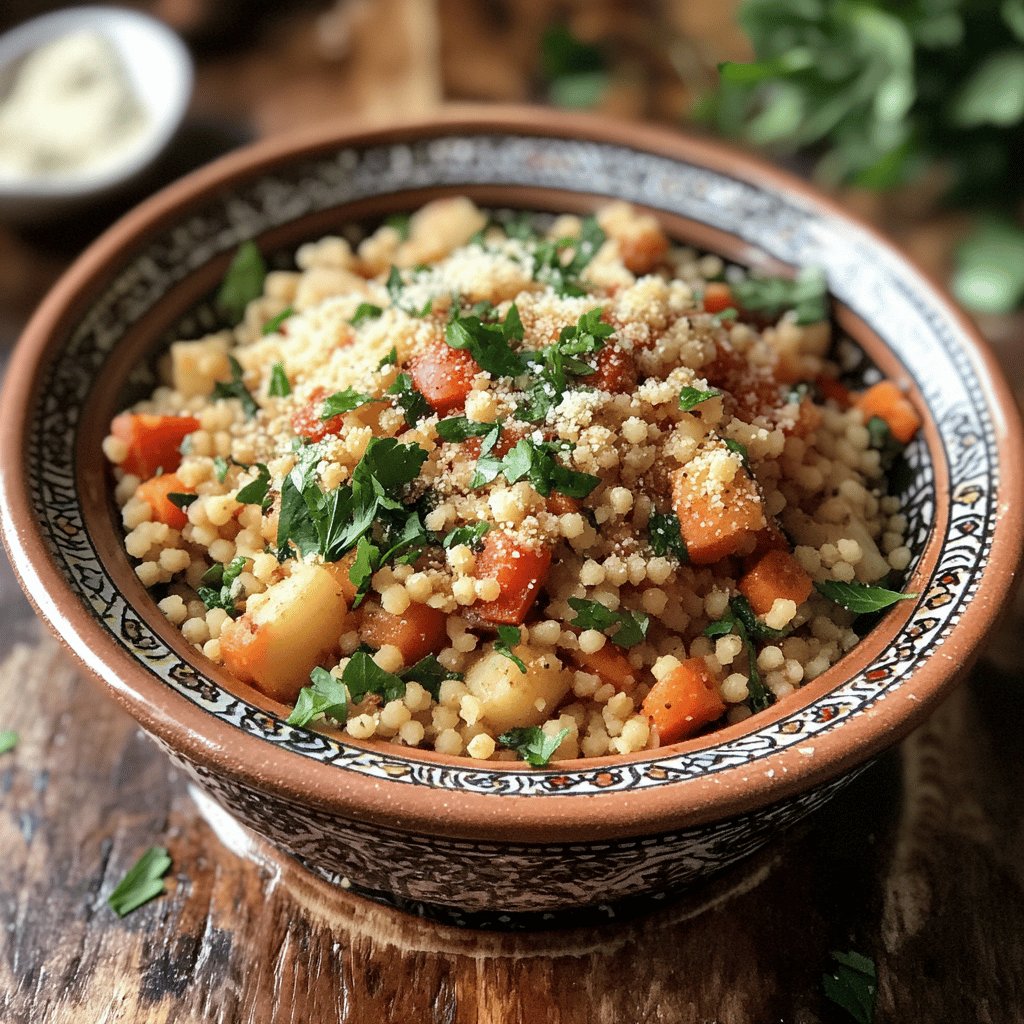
[166,492,197,511]
[351,303,384,326]
[712,306,739,323]
[212,456,230,483]
[470,426,600,499]
[107,846,172,917]
[198,556,248,614]
[234,463,272,511]
[442,521,491,551]
[387,372,431,426]
[384,212,411,240]
[498,726,569,767]
[647,510,689,562]
[823,950,876,1024]
[386,266,432,317]
[268,362,292,397]
[287,666,348,728]
[494,625,527,672]
[378,345,397,367]
[0,730,17,754]
[262,306,294,335]
[723,437,750,469]
[732,268,828,325]
[518,306,612,422]
[212,356,259,419]
[342,650,407,704]
[568,597,649,649]
[815,580,917,614]
[445,303,526,378]
[704,597,781,712]
[216,241,266,324]
[678,385,723,412]
[435,416,495,442]
[400,655,463,700]
[531,216,605,297]
[320,388,382,418]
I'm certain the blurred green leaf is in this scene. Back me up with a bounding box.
[541,25,607,109]
[1003,0,1024,41]
[549,72,609,109]
[952,218,1024,314]
[951,50,1024,127]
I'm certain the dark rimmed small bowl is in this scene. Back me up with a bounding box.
[2,107,1021,928]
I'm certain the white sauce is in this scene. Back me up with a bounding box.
[0,30,147,180]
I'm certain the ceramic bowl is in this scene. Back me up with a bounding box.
[2,109,1021,927]
[0,6,193,223]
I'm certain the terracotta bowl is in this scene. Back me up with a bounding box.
[2,108,1021,927]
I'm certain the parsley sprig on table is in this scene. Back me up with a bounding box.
[107,847,172,918]
[823,950,877,1024]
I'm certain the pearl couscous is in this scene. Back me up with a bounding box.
[103,197,920,766]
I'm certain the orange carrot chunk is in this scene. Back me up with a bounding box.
[290,387,346,443]
[739,549,813,616]
[136,472,193,530]
[702,281,734,314]
[586,343,638,394]
[856,380,922,445]
[409,338,479,415]
[642,658,725,745]
[670,462,767,565]
[815,374,853,409]
[570,646,637,690]
[472,530,552,625]
[110,413,200,478]
[360,600,448,665]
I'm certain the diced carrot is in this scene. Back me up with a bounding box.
[136,472,193,529]
[750,521,790,558]
[815,374,852,409]
[110,413,200,478]
[856,380,922,445]
[617,226,669,276]
[642,658,725,744]
[739,549,813,616]
[291,386,347,443]
[409,338,479,415]
[702,282,733,314]
[546,492,581,516]
[360,600,448,665]
[586,343,638,394]
[472,530,552,625]
[670,462,767,565]
[570,645,637,690]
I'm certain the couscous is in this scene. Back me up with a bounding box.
[103,198,920,765]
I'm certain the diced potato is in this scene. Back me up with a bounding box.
[170,334,232,397]
[219,564,349,703]
[465,645,573,734]
[399,197,487,265]
[294,266,369,311]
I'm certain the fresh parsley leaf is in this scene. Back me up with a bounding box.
[703,599,777,712]
[445,303,527,378]
[568,598,650,649]
[353,436,428,497]
[234,463,272,511]
[217,241,266,324]
[678,385,723,412]
[387,372,431,426]
[107,846,172,917]
[268,361,292,397]
[531,217,605,296]
[347,534,380,608]
[400,655,462,700]
[386,266,432,317]
[498,725,569,767]
[287,666,348,728]
[442,521,491,551]
[865,415,909,480]
[468,422,505,489]
[0,730,17,754]
[198,555,248,613]
[212,356,259,419]
[378,345,397,367]
[732,269,829,326]
[351,303,385,326]
[815,580,917,614]
[342,650,406,704]
[712,306,739,322]
[436,416,495,442]
[494,625,527,673]
[320,388,382,418]
[213,456,230,483]
[275,444,324,559]
[648,510,689,562]
[723,437,750,469]
[730,594,787,642]
[384,212,411,240]
[472,433,600,499]
[823,950,876,1024]
[166,492,197,511]
[262,306,294,335]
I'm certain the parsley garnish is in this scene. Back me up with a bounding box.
[470,427,600,499]
[386,266,432,317]
[166,492,196,511]
[442,521,491,551]
[498,726,570,767]
[234,463,272,511]
[320,388,382,418]
[723,437,750,469]
[378,345,397,367]
[0,730,17,754]
[107,847,172,917]
[712,306,739,323]
[732,268,829,326]
[216,241,266,324]
[531,216,605,296]
[347,535,379,607]
[678,385,723,412]
[494,625,527,672]
[648,510,689,562]
[262,307,294,335]
[823,950,876,1024]
[268,362,292,397]
[212,356,259,419]
[445,303,527,378]
[351,303,384,326]
[704,597,781,712]
[342,650,407,704]
[198,556,248,613]
[568,597,649,649]
[387,372,431,426]
[435,416,495,442]
[213,455,230,483]
[815,580,917,614]
[384,212,411,240]
[400,655,462,700]
[287,666,348,729]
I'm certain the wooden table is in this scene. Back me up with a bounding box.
[2,3,1023,1021]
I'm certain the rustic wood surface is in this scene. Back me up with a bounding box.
[1,2,1023,1021]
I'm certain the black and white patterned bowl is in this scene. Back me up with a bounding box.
[2,109,1021,927]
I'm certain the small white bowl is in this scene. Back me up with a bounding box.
[0,6,193,223]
